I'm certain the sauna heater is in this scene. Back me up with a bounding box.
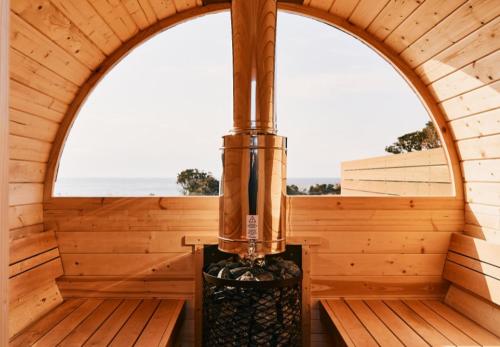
[203,0,302,346]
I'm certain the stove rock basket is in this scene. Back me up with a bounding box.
[202,269,302,347]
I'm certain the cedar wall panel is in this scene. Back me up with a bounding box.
[44,196,463,345]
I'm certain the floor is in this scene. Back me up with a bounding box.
[10,298,184,347]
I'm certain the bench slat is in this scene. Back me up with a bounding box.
[403,300,476,345]
[59,299,123,346]
[383,300,452,346]
[365,300,428,347]
[327,300,378,347]
[422,300,500,346]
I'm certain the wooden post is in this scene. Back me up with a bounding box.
[194,244,203,347]
[302,245,311,347]
[0,0,10,344]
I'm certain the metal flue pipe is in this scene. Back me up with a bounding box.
[219,0,287,258]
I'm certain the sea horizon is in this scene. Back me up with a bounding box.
[54,176,340,197]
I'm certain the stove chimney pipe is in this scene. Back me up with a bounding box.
[219,0,287,257]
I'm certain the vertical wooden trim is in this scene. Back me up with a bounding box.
[302,245,311,347]
[0,0,9,344]
[194,245,204,347]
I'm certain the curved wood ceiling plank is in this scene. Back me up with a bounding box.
[10,13,91,86]
[121,0,158,29]
[147,0,176,20]
[10,48,79,104]
[385,0,466,54]
[329,0,359,19]
[173,0,201,13]
[88,0,139,42]
[50,0,122,55]
[401,0,499,69]
[416,18,500,85]
[366,0,423,41]
[307,0,334,12]
[11,0,106,70]
[348,0,389,30]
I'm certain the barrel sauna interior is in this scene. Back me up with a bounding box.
[1,0,499,346]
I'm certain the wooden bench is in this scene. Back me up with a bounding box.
[320,234,500,346]
[10,298,185,346]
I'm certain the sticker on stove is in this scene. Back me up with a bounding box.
[246,215,258,240]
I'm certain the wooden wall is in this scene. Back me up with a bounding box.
[44,195,463,345]
[5,0,500,343]
[341,148,453,196]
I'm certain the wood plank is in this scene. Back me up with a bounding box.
[329,0,359,19]
[385,0,466,53]
[8,281,63,339]
[367,0,422,41]
[319,299,355,346]
[50,0,122,55]
[365,300,428,347]
[451,108,500,141]
[448,233,500,266]
[403,300,477,345]
[456,133,500,161]
[326,299,378,346]
[9,108,58,143]
[422,299,500,345]
[311,275,447,298]
[445,285,500,336]
[9,299,84,347]
[147,0,176,20]
[83,299,141,346]
[9,12,91,85]
[9,229,57,264]
[9,203,43,230]
[342,165,451,183]
[465,203,500,230]
[402,0,499,68]
[59,299,123,346]
[429,49,500,102]
[348,0,389,30]
[9,48,78,103]
[417,17,500,85]
[135,300,184,347]
[11,0,106,70]
[32,298,103,346]
[56,276,193,298]
[9,134,51,163]
[9,160,46,183]
[447,252,500,280]
[340,179,453,196]
[110,299,160,346]
[9,258,64,302]
[345,300,402,346]
[10,80,66,123]
[384,300,452,345]
[308,0,334,12]
[463,223,499,243]
[462,158,500,183]
[0,1,10,341]
[443,261,500,304]
[440,80,500,120]
[122,0,158,29]
[9,248,60,278]
[311,254,446,276]
[61,253,194,277]
[88,0,139,42]
[9,183,43,206]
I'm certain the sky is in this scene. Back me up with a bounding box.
[57,11,430,179]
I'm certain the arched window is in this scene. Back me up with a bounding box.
[55,12,452,197]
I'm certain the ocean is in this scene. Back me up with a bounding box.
[54,177,340,197]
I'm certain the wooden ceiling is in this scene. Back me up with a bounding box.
[8,0,500,235]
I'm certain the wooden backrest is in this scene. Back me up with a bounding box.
[9,230,64,301]
[443,233,500,336]
[443,233,500,305]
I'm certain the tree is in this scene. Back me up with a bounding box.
[286,184,307,195]
[177,169,219,195]
[308,183,341,195]
[385,121,441,154]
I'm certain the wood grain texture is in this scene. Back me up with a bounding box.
[0,0,9,344]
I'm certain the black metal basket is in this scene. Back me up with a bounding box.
[202,271,302,347]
